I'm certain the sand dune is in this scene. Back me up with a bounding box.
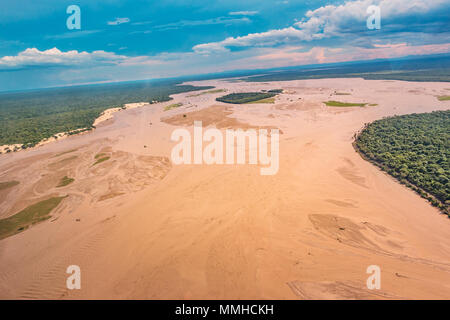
[0,78,449,299]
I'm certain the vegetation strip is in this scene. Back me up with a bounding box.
[164,103,183,111]
[0,180,19,191]
[0,196,66,240]
[93,156,110,166]
[57,176,74,187]
[95,153,107,159]
[324,101,367,107]
[187,89,226,97]
[53,149,77,158]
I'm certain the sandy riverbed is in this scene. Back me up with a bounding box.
[0,78,449,299]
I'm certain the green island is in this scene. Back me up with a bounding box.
[0,180,19,191]
[57,176,75,188]
[437,96,450,101]
[324,101,368,107]
[0,81,213,148]
[354,110,449,215]
[216,92,277,104]
[0,196,66,240]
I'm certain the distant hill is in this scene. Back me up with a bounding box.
[241,55,450,82]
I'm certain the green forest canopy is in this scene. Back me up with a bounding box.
[216,92,277,104]
[0,81,213,148]
[355,110,449,214]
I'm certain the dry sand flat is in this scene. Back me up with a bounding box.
[0,78,449,299]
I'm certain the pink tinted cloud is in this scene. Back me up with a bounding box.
[253,42,450,67]
[254,46,327,66]
[362,42,450,59]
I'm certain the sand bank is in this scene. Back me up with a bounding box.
[0,78,449,299]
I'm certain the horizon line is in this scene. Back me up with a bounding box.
[1,52,449,94]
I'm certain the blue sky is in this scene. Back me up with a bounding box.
[0,0,449,91]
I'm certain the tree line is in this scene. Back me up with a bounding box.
[355,110,449,215]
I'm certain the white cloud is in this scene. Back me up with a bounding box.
[294,0,448,37]
[0,47,127,69]
[229,11,259,16]
[151,16,251,31]
[107,17,130,25]
[193,27,313,53]
[193,0,449,54]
